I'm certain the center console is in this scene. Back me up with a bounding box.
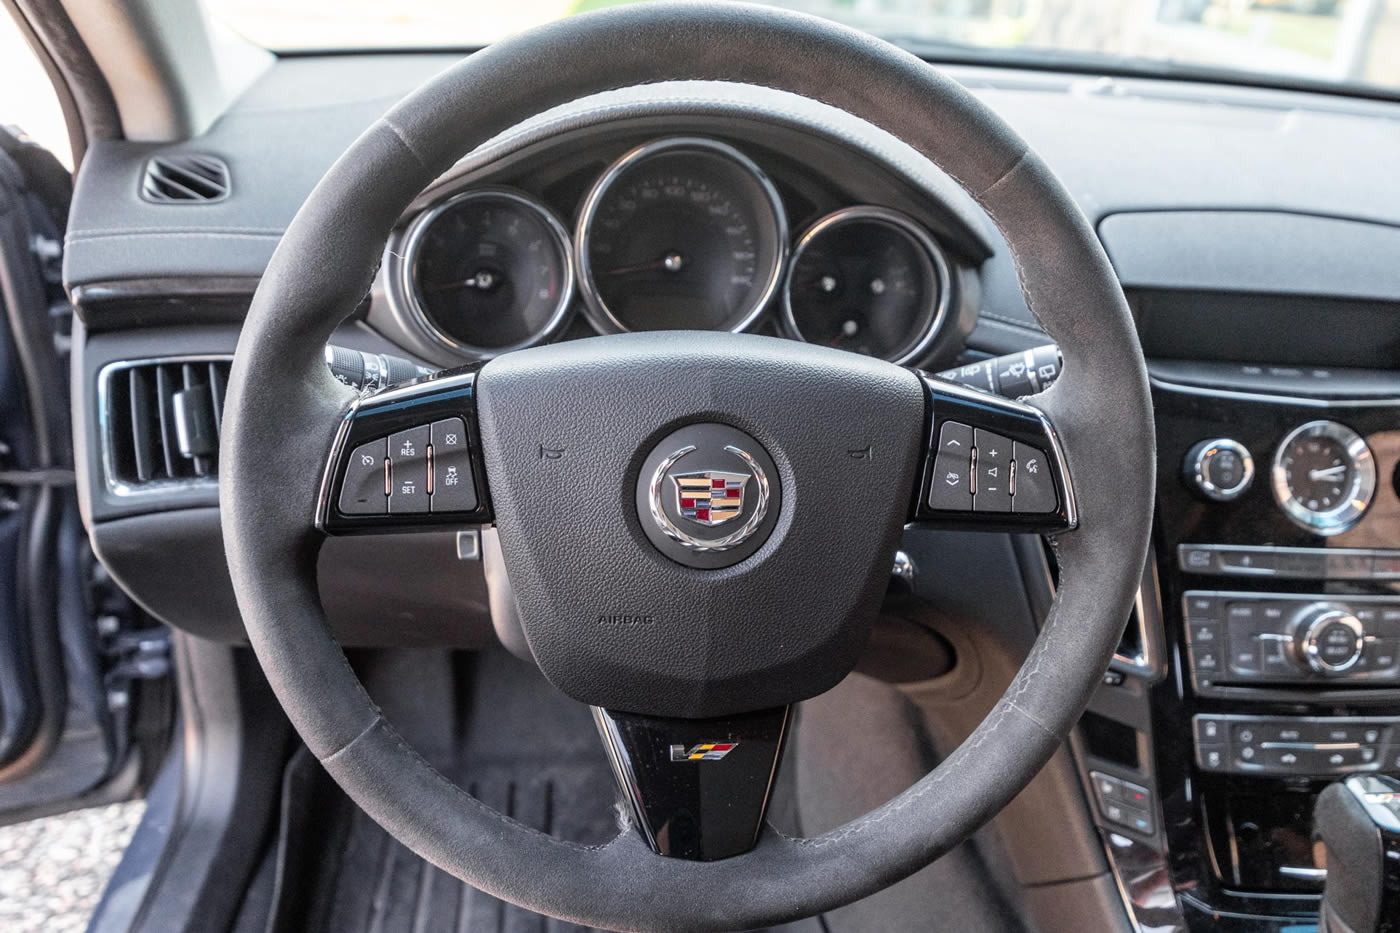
[942,277,1400,930]
[1138,366,1400,929]
[961,288,1400,930]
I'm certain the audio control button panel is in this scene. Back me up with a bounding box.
[1193,714,1400,777]
[1185,591,1400,692]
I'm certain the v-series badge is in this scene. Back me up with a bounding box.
[670,742,738,761]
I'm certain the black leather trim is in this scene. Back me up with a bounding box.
[219,5,1154,929]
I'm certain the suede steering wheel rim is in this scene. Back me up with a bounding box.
[219,4,1155,930]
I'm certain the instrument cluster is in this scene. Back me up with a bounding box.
[391,136,960,365]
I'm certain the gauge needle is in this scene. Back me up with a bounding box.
[427,270,499,292]
[827,319,859,347]
[1309,465,1347,481]
[606,251,685,276]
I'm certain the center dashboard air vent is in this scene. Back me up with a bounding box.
[101,358,232,493]
[140,153,230,203]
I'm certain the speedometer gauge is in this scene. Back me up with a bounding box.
[576,138,787,333]
[403,188,573,357]
[782,206,950,364]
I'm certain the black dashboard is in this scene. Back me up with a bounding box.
[61,49,1400,933]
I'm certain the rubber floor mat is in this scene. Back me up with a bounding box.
[313,651,620,933]
[288,650,820,933]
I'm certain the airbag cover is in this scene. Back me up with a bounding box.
[475,331,924,717]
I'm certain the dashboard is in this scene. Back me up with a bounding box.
[380,131,976,367]
[58,51,1400,933]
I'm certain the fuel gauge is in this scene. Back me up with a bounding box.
[782,206,950,364]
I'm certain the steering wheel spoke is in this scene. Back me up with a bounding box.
[593,705,790,861]
[317,368,493,533]
[911,374,1076,534]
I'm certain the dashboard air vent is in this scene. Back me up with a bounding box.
[140,154,230,203]
[103,359,231,490]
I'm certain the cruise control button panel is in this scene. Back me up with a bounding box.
[320,372,491,532]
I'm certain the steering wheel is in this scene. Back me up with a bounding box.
[219,4,1154,930]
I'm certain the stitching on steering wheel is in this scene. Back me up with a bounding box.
[382,117,431,169]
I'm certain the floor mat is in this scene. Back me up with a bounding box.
[305,650,621,933]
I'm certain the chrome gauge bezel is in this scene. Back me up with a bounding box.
[574,137,789,335]
[1270,420,1376,536]
[395,187,576,360]
[780,205,952,365]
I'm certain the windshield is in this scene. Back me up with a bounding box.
[206,0,1400,97]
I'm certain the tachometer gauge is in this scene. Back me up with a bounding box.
[782,206,950,364]
[576,138,787,333]
[1271,420,1376,535]
[403,188,573,356]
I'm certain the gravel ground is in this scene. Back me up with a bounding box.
[0,802,145,933]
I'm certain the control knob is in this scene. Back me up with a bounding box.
[1292,603,1366,674]
[1185,438,1254,502]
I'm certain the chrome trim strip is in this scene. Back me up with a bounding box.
[646,444,771,552]
[1032,534,1161,681]
[1270,420,1377,536]
[779,205,952,365]
[574,136,789,336]
[352,369,477,409]
[1028,401,1080,533]
[391,187,576,361]
[96,355,233,499]
[1100,830,1187,933]
[313,400,359,532]
[1150,374,1400,408]
[591,706,660,853]
[891,550,915,584]
[1111,552,1165,681]
[1175,542,1400,580]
